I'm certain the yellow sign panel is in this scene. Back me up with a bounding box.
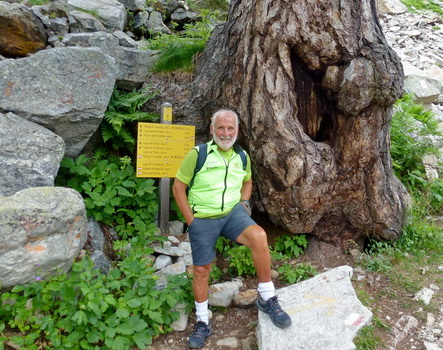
[136,123,195,178]
[162,107,173,122]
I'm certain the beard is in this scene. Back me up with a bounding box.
[213,133,237,151]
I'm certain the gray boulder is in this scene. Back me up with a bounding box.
[0,187,88,290]
[0,112,65,197]
[256,266,372,350]
[62,31,158,89]
[0,46,116,157]
[67,0,127,32]
[117,0,147,11]
[133,10,172,37]
[68,10,107,33]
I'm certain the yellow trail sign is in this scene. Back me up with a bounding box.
[136,122,195,178]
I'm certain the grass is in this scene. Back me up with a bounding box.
[400,0,443,17]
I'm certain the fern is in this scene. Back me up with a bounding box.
[102,87,159,153]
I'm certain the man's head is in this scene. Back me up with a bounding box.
[210,109,239,151]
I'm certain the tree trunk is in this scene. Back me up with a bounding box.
[179,0,410,247]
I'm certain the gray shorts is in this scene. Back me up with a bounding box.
[188,203,256,266]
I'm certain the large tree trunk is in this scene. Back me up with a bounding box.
[177,0,410,247]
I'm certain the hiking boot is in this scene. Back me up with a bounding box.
[256,295,292,329]
[188,321,213,348]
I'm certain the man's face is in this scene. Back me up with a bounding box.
[211,113,238,151]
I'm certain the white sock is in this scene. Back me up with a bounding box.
[257,281,275,301]
[195,300,209,325]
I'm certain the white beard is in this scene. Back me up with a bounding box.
[213,133,237,151]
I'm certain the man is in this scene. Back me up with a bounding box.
[173,109,291,349]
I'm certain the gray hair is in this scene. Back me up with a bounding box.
[211,109,239,127]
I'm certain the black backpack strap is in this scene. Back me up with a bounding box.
[189,143,208,189]
[233,144,248,170]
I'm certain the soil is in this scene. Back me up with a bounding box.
[147,215,443,350]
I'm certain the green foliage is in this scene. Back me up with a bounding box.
[273,234,308,258]
[390,94,443,212]
[400,0,443,17]
[226,245,256,277]
[390,94,441,185]
[277,263,318,284]
[186,0,230,13]
[0,235,193,350]
[151,42,206,73]
[148,10,217,72]
[56,154,158,239]
[103,87,158,153]
[25,0,49,5]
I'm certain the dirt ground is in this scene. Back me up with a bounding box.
[148,216,443,350]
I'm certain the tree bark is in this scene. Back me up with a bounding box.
[169,0,410,246]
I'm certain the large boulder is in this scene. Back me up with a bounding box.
[0,46,116,157]
[62,31,159,89]
[0,187,88,290]
[0,2,47,57]
[0,112,65,197]
[67,0,127,32]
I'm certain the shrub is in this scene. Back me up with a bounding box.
[0,235,193,349]
[56,155,158,239]
[273,234,308,258]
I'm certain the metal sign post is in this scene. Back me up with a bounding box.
[159,102,172,234]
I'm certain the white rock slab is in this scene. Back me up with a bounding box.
[256,266,372,350]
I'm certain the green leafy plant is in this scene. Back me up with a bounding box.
[102,87,158,153]
[56,154,158,239]
[226,245,256,277]
[400,0,443,17]
[273,234,308,258]
[148,10,217,72]
[277,263,318,284]
[0,235,193,349]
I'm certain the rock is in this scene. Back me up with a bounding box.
[68,10,107,33]
[0,187,88,290]
[208,280,244,307]
[61,31,158,89]
[90,250,112,274]
[0,112,65,197]
[404,75,441,104]
[233,288,258,307]
[377,0,408,15]
[84,217,106,251]
[154,254,172,270]
[414,287,435,305]
[67,0,127,32]
[216,337,241,348]
[256,266,372,350]
[170,302,189,332]
[392,315,419,347]
[0,46,116,157]
[0,2,47,57]
[133,10,172,37]
[117,0,147,12]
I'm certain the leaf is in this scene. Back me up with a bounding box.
[116,186,133,197]
[147,310,164,324]
[116,308,130,318]
[133,331,152,348]
[127,298,142,308]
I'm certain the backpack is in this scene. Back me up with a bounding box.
[188,143,248,189]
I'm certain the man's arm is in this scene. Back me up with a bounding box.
[172,178,195,226]
[241,178,253,201]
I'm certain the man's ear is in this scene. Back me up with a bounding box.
[210,124,213,135]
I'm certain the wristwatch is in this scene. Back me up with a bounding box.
[240,199,250,207]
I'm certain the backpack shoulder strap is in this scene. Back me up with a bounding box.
[189,143,208,188]
[233,144,248,170]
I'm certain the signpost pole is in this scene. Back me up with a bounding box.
[159,102,172,234]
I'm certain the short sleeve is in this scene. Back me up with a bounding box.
[175,148,198,185]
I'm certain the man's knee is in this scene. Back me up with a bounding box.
[193,264,211,279]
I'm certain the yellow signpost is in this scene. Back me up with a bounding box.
[136,123,195,178]
[136,103,195,234]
